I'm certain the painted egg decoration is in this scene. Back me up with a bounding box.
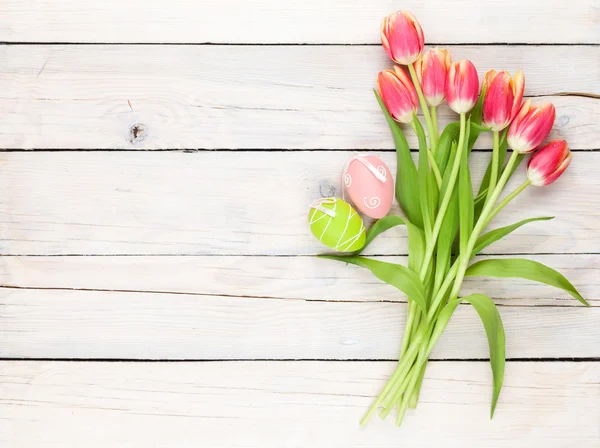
[308,198,366,252]
[343,154,394,219]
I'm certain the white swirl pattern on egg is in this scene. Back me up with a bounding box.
[363,196,381,209]
[344,173,352,188]
[377,165,387,180]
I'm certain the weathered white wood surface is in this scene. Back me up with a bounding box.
[1,0,599,444]
[1,361,598,447]
[1,45,599,150]
[1,285,597,359]
[0,152,597,255]
[2,0,599,44]
[0,254,596,306]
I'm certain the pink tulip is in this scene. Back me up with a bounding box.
[482,70,525,131]
[445,60,479,114]
[413,48,451,106]
[376,67,419,124]
[381,11,425,65]
[527,140,572,186]
[507,100,556,153]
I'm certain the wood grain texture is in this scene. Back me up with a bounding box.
[1,361,598,447]
[0,151,597,256]
[2,0,599,44]
[1,45,598,150]
[0,254,597,307]
[0,286,596,359]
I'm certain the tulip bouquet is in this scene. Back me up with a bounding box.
[308,10,589,426]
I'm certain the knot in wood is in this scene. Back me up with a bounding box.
[319,181,336,198]
[128,123,148,144]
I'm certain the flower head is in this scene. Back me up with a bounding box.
[445,59,479,114]
[381,11,425,65]
[507,100,556,153]
[413,48,451,106]
[482,70,525,131]
[527,140,572,186]
[376,67,419,123]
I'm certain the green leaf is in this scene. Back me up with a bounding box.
[472,217,554,256]
[458,121,474,254]
[474,186,488,206]
[474,137,507,219]
[434,186,458,290]
[439,141,457,199]
[435,122,460,175]
[466,258,590,306]
[435,293,505,418]
[374,90,423,228]
[412,118,433,238]
[463,294,505,417]
[469,91,485,127]
[319,255,428,314]
[359,215,425,272]
[427,164,439,226]
[466,93,485,153]
[470,122,492,132]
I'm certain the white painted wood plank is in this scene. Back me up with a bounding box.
[1,361,598,447]
[0,287,597,359]
[0,152,597,255]
[1,45,598,150]
[0,255,597,307]
[2,0,598,44]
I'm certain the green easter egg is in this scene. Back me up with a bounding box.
[308,198,366,252]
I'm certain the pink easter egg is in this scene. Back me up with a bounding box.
[343,155,394,219]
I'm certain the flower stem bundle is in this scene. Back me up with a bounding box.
[312,9,589,426]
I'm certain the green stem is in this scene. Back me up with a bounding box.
[380,324,430,409]
[427,149,443,189]
[407,356,427,408]
[418,113,467,280]
[428,263,458,321]
[408,63,438,154]
[411,310,422,340]
[410,118,443,191]
[431,106,439,143]
[360,329,425,425]
[396,366,421,426]
[378,370,413,419]
[428,178,532,321]
[486,130,501,207]
[399,302,415,357]
[485,180,531,227]
[397,163,532,417]
[449,151,521,300]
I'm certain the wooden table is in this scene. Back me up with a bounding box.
[1,1,599,446]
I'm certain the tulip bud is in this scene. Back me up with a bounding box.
[381,11,425,65]
[507,100,556,153]
[482,70,525,131]
[445,60,479,114]
[376,67,419,124]
[413,48,451,106]
[482,69,496,91]
[527,140,571,186]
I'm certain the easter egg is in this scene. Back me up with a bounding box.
[343,154,394,219]
[308,198,366,252]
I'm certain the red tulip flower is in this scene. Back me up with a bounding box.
[445,60,479,114]
[376,68,419,124]
[381,11,425,65]
[413,48,451,107]
[482,70,525,131]
[507,100,556,153]
[527,140,572,186]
